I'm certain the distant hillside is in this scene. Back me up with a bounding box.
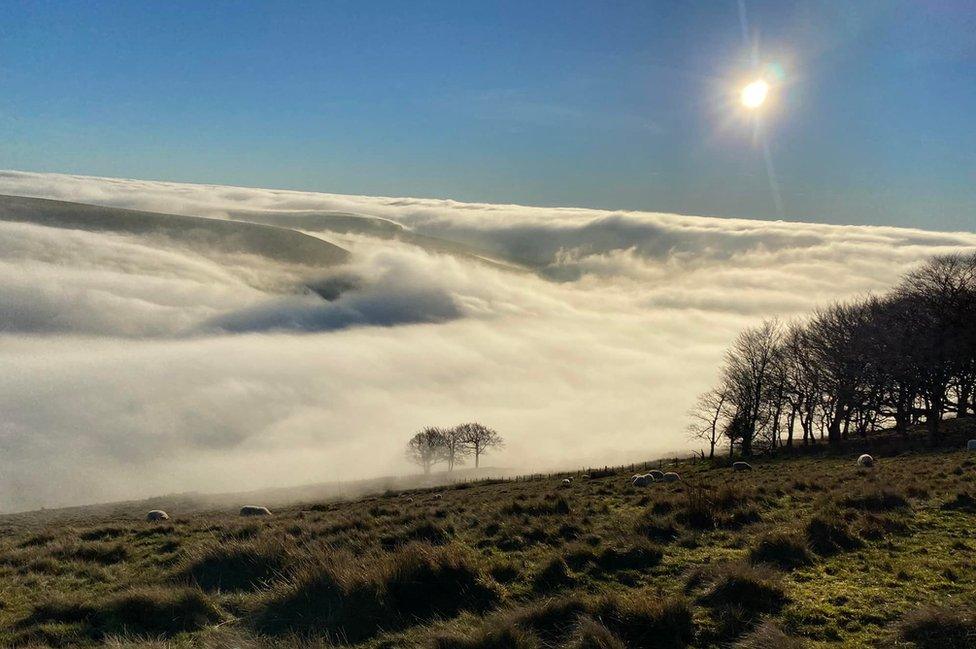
[226,208,528,270]
[0,194,349,267]
[0,465,520,527]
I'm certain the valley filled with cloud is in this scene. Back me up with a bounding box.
[1,170,973,512]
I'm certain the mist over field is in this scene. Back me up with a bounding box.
[1,170,974,513]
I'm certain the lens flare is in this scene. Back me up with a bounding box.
[741,79,769,109]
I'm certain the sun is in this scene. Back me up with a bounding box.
[741,79,769,109]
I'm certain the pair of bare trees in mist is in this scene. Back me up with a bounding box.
[689,253,976,457]
[406,423,504,474]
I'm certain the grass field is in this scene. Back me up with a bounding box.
[2,420,976,648]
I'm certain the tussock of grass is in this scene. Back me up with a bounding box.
[448,591,691,649]
[699,563,786,614]
[941,491,976,512]
[698,563,787,640]
[381,520,452,549]
[858,512,910,540]
[176,537,288,592]
[635,513,679,542]
[593,591,694,649]
[677,484,760,531]
[805,513,861,555]
[431,620,540,649]
[532,555,574,591]
[254,542,498,641]
[895,605,976,648]
[23,586,221,641]
[592,539,663,572]
[51,540,129,565]
[841,487,909,512]
[566,617,626,649]
[735,621,808,648]
[79,526,128,541]
[749,531,811,570]
[509,596,591,643]
[502,495,571,516]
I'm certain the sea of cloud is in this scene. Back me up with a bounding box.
[0,170,973,512]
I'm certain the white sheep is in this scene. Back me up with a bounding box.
[967,439,976,451]
[661,472,681,482]
[648,470,665,481]
[857,454,874,468]
[146,510,169,522]
[239,505,272,517]
[561,478,573,486]
[632,474,653,487]
[732,461,753,472]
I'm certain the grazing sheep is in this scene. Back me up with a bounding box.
[146,510,169,522]
[239,505,272,517]
[648,470,665,481]
[732,461,753,472]
[661,472,681,482]
[967,439,976,451]
[632,474,653,487]
[857,454,874,468]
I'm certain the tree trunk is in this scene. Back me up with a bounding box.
[827,403,844,445]
[895,400,908,437]
[786,406,796,448]
[958,383,973,418]
[741,432,753,457]
[927,400,942,445]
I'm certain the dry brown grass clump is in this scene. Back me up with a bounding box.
[894,605,976,648]
[748,530,812,570]
[432,590,692,649]
[735,621,809,648]
[254,542,499,641]
[21,586,221,642]
[176,537,290,592]
[804,512,861,555]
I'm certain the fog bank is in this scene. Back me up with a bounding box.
[1,170,973,512]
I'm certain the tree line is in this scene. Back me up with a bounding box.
[689,253,976,457]
[406,423,504,474]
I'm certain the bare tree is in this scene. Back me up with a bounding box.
[895,254,976,441]
[781,320,820,446]
[687,387,728,459]
[406,427,447,475]
[806,300,877,445]
[442,426,469,471]
[456,422,503,468]
[690,253,976,456]
[721,319,783,456]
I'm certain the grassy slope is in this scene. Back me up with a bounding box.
[1,420,975,648]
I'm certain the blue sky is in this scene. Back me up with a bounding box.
[2,1,974,229]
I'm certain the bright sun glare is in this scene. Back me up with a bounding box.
[741,79,769,109]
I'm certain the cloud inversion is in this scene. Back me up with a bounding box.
[0,170,973,512]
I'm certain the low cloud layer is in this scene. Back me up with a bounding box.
[0,170,974,512]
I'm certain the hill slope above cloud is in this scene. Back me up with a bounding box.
[0,194,349,268]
